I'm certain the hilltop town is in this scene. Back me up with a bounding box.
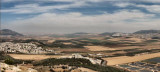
[0,42,54,54]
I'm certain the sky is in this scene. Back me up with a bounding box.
[1,0,160,34]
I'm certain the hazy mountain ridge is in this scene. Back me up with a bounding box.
[99,32,116,36]
[0,29,23,36]
[134,30,160,34]
[1,29,160,36]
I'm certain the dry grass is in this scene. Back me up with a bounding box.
[103,52,160,65]
[59,48,90,53]
[47,40,55,43]
[9,54,61,61]
[85,46,116,51]
[78,67,97,72]
[63,42,73,45]
[108,37,143,43]
[114,46,139,50]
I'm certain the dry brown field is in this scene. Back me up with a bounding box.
[78,67,97,72]
[59,48,90,53]
[85,46,116,51]
[114,46,140,50]
[103,52,160,65]
[9,54,62,61]
[108,37,144,43]
[85,46,141,51]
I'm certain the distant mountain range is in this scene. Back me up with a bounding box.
[1,29,160,37]
[72,32,89,35]
[99,32,115,36]
[99,30,160,36]
[0,29,23,36]
[50,32,91,38]
[134,30,160,34]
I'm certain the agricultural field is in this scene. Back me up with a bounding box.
[1,32,160,72]
[85,46,116,51]
[9,54,62,61]
[59,48,90,53]
[103,52,160,65]
[108,37,144,43]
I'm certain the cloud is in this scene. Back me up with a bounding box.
[1,0,108,3]
[2,0,104,14]
[3,0,160,14]
[114,2,160,14]
[3,10,157,34]
[2,0,160,34]
[1,0,22,2]
[137,5,160,13]
[114,2,135,7]
[2,0,160,3]
[1,1,87,14]
[141,0,160,3]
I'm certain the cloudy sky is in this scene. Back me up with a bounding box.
[1,0,160,34]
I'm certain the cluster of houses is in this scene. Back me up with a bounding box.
[0,42,54,54]
[109,32,160,39]
[112,33,129,37]
[60,53,107,66]
[131,33,160,39]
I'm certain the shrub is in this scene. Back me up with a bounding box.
[33,58,128,72]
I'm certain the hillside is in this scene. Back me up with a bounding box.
[0,29,23,36]
[134,30,160,34]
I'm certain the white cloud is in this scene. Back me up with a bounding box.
[1,1,87,14]
[2,0,110,2]
[141,0,160,3]
[2,0,160,3]
[2,0,108,14]
[3,0,160,14]
[114,2,160,14]
[137,5,160,13]
[2,0,160,34]
[3,10,157,34]
[114,2,135,7]
[1,0,22,2]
